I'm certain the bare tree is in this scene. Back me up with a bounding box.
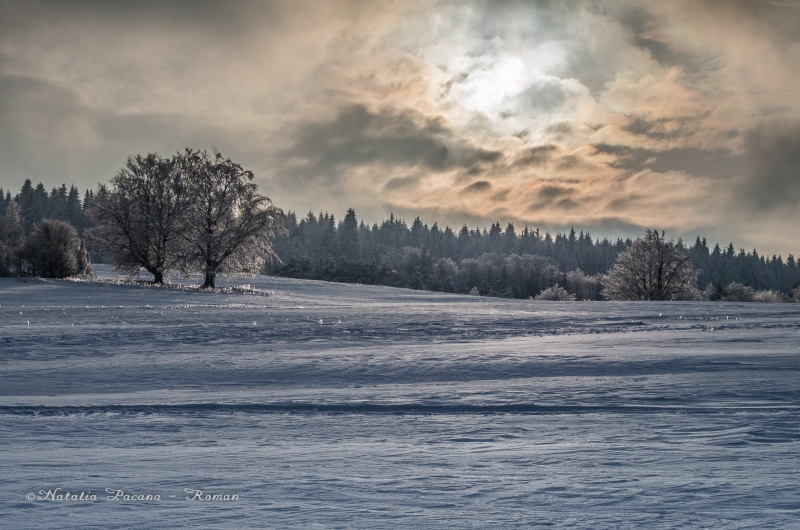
[178,150,284,288]
[21,219,81,278]
[602,229,697,300]
[87,154,188,283]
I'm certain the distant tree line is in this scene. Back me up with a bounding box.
[268,209,800,301]
[2,178,798,300]
[0,181,94,235]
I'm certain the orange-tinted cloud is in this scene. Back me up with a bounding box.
[0,0,797,255]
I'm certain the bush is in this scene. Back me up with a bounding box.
[76,239,92,275]
[20,219,82,278]
[534,285,576,301]
[752,290,785,303]
[721,282,755,302]
[566,269,601,300]
[791,287,800,303]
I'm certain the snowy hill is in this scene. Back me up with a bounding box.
[1,267,798,528]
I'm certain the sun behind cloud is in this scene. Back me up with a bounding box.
[0,0,797,255]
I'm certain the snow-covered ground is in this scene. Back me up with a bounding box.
[1,266,798,528]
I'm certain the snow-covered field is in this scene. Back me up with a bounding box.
[1,266,798,528]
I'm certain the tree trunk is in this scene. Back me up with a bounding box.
[202,270,215,289]
[153,270,164,284]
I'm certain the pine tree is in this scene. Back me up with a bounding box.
[339,208,359,260]
[0,202,24,275]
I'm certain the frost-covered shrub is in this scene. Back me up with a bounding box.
[20,219,81,278]
[752,290,786,303]
[76,240,92,275]
[721,282,755,302]
[702,282,728,301]
[566,269,601,300]
[534,285,576,301]
[432,258,458,292]
[791,287,800,303]
[468,286,480,296]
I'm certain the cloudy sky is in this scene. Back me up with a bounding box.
[1,0,798,255]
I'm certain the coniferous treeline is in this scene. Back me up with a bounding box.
[0,181,94,234]
[687,238,798,295]
[268,209,799,299]
[1,181,798,298]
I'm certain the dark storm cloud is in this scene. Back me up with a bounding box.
[610,3,707,74]
[383,175,420,191]
[740,119,800,210]
[646,148,745,179]
[689,0,800,44]
[529,184,576,210]
[592,144,744,179]
[279,105,451,181]
[605,194,642,212]
[622,117,695,140]
[490,189,510,202]
[460,180,492,194]
[591,144,653,170]
[538,184,572,200]
[466,149,504,163]
[514,145,558,167]
[0,0,266,35]
[0,67,233,189]
[278,104,504,192]
[553,197,579,210]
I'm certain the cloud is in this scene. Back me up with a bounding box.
[0,0,797,254]
[280,104,450,178]
[490,189,510,202]
[383,175,420,191]
[739,119,800,211]
[514,145,558,167]
[460,180,492,194]
[529,184,575,210]
[591,144,745,179]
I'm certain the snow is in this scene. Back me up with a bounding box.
[1,266,798,528]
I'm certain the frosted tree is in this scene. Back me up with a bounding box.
[601,229,697,300]
[76,239,92,275]
[21,219,81,278]
[534,285,576,301]
[88,153,188,283]
[178,150,284,289]
[566,269,601,300]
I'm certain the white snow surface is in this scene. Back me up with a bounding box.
[1,266,798,528]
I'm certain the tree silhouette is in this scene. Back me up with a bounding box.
[88,153,188,284]
[602,229,697,300]
[179,150,284,289]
